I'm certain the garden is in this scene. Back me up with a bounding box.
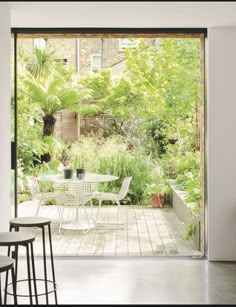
[15,37,201,240]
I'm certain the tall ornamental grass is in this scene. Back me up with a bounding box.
[95,152,155,205]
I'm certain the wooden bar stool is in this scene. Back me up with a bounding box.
[0,232,37,305]
[0,255,17,305]
[9,217,58,305]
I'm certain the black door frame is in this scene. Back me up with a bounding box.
[11,27,207,252]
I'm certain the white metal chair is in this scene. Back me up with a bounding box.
[92,176,132,226]
[27,176,56,216]
[54,181,98,234]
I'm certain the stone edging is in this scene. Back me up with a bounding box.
[169,179,200,250]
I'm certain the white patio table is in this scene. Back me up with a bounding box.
[38,173,118,232]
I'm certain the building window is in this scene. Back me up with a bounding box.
[55,58,68,66]
[33,38,46,50]
[119,38,139,51]
[91,54,102,72]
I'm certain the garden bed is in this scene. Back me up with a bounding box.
[169,179,200,250]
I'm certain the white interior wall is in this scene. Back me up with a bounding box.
[9,2,236,28]
[1,2,236,260]
[208,27,236,260]
[0,3,11,231]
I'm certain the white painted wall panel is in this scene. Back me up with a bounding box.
[208,27,236,260]
[0,3,11,231]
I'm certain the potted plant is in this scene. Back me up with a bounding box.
[73,155,86,179]
[145,177,170,208]
[167,125,178,144]
[63,165,73,179]
[168,136,178,144]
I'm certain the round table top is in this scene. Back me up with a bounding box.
[10,216,51,227]
[38,172,119,183]
[0,232,35,246]
[0,255,14,273]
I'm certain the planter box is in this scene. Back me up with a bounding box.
[169,179,200,250]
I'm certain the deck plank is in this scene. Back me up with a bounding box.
[17,202,201,257]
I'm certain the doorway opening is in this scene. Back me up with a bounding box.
[11,28,206,257]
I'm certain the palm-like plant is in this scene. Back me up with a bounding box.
[20,48,81,162]
[26,47,55,79]
[23,72,80,136]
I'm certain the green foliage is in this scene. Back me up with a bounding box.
[80,69,112,101]
[17,38,201,210]
[125,38,200,151]
[76,69,112,116]
[95,152,155,204]
[17,47,83,168]
[49,135,156,205]
[183,223,194,240]
[175,152,200,216]
[17,95,47,173]
[100,78,141,119]
[26,47,55,79]
[22,72,81,116]
[145,119,169,157]
[143,176,170,205]
[18,193,31,204]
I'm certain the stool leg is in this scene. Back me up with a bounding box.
[42,226,49,305]
[9,225,19,298]
[4,246,11,305]
[11,267,17,305]
[26,244,33,305]
[14,245,18,297]
[48,224,58,304]
[30,242,38,305]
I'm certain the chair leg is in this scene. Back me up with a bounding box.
[58,204,64,234]
[56,204,62,222]
[95,200,102,225]
[35,200,41,216]
[82,203,92,235]
[90,199,95,222]
[116,199,121,223]
[116,200,126,225]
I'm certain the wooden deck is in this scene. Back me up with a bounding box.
[14,201,201,257]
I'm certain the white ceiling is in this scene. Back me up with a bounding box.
[8,1,236,28]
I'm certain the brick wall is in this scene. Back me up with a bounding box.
[17,38,34,56]
[79,38,102,75]
[46,38,77,69]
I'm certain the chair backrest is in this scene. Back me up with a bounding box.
[69,182,98,197]
[54,181,97,206]
[27,176,41,200]
[118,177,132,200]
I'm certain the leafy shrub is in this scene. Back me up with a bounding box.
[18,193,31,203]
[145,119,169,157]
[143,176,170,205]
[95,152,156,205]
[175,152,200,215]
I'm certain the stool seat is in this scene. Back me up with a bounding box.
[0,255,14,273]
[10,217,51,228]
[0,255,17,305]
[9,216,58,304]
[0,232,35,246]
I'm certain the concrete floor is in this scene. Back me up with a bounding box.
[6,257,236,305]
